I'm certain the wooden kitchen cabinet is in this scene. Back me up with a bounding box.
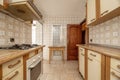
[88,50,101,80]
[2,66,23,80]
[110,69,120,80]
[87,0,120,26]
[87,0,96,24]
[110,58,120,80]
[0,0,3,6]
[78,47,85,78]
[100,0,120,17]
[2,57,23,77]
[1,57,23,80]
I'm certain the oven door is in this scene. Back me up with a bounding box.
[27,58,43,80]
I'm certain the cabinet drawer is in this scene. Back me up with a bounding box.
[38,49,42,53]
[111,58,120,72]
[2,66,23,80]
[2,57,23,77]
[88,50,101,62]
[110,69,120,80]
[79,47,85,54]
[29,52,36,58]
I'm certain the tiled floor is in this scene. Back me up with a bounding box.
[39,60,83,80]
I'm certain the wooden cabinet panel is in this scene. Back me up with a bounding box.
[88,50,101,62]
[110,69,120,80]
[87,0,96,24]
[100,0,120,16]
[2,66,23,80]
[29,52,36,58]
[0,0,3,6]
[88,57,101,80]
[79,48,85,78]
[111,58,120,73]
[2,57,23,77]
[88,50,101,80]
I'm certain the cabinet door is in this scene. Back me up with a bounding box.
[100,0,120,16]
[110,69,120,80]
[80,52,85,78]
[87,0,96,24]
[0,0,3,6]
[88,58,101,80]
[2,66,23,80]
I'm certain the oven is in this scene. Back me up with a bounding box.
[26,53,43,80]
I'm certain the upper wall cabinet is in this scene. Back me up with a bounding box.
[87,0,120,26]
[100,0,120,17]
[0,0,43,21]
[87,0,96,24]
[0,0,3,6]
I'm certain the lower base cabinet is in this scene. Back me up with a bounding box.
[2,66,23,80]
[110,69,120,80]
[77,46,120,80]
[110,58,120,80]
[88,59,101,80]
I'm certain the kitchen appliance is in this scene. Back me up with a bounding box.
[0,44,39,50]
[2,0,42,21]
[26,52,43,80]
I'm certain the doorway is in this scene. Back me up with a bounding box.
[67,24,82,60]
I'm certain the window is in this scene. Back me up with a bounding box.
[53,25,61,46]
[32,20,43,45]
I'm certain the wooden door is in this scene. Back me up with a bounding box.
[67,24,82,60]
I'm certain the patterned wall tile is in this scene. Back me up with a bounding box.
[89,16,120,47]
[0,12,32,46]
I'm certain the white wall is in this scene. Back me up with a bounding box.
[43,16,83,60]
[32,21,43,45]
[89,16,120,47]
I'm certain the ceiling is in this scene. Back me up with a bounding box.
[35,0,86,18]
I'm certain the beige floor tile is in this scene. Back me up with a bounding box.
[40,60,83,80]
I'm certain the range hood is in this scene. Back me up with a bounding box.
[4,1,42,21]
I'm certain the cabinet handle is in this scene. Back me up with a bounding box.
[117,65,120,69]
[80,49,83,51]
[90,18,96,22]
[101,10,109,16]
[111,71,120,79]
[88,57,93,61]
[8,60,21,69]
[5,71,19,80]
[81,53,84,56]
[90,53,96,57]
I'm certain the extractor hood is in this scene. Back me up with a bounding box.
[4,1,42,21]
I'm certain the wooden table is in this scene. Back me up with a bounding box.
[48,46,65,64]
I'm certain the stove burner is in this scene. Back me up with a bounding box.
[0,44,39,50]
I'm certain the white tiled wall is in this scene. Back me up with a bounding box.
[89,16,120,47]
[0,12,32,46]
[43,16,82,60]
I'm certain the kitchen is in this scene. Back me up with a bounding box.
[0,0,120,80]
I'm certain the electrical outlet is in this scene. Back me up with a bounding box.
[10,38,15,42]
